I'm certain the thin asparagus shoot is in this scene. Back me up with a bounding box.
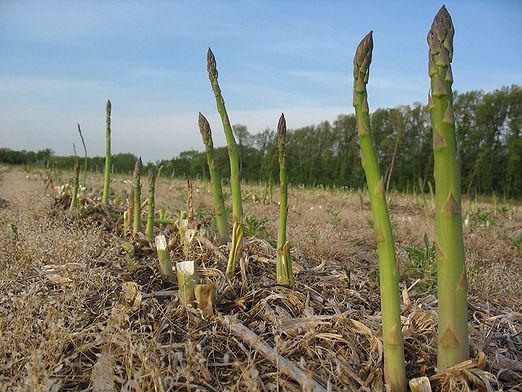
[102,100,111,206]
[145,167,157,241]
[198,112,229,244]
[69,159,80,211]
[207,48,243,277]
[353,31,406,391]
[132,158,142,236]
[77,123,88,187]
[276,114,294,286]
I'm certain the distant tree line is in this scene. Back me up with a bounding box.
[1,85,520,197]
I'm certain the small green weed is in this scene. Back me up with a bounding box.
[244,215,269,239]
[402,233,436,294]
[10,224,21,242]
[326,207,341,225]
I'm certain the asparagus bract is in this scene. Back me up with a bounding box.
[353,32,406,391]
[427,6,469,369]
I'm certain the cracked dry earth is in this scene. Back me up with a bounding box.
[0,167,521,391]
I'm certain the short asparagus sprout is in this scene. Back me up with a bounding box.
[123,186,134,237]
[353,31,406,391]
[102,100,111,206]
[176,260,198,306]
[276,114,294,287]
[155,234,174,282]
[198,113,229,244]
[427,6,469,369]
[177,211,196,257]
[132,158,142,236]
[145,167,157,241]
[69,159,80,211]
[123,210,130,237]
[187,178,194,223]
[409,377,431,392]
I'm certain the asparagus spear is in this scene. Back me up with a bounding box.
[145,167,157,241]
[427,5,469,369]
[276,114,294,286]
[207,48,243,223]
[207,48,243,278]
[198,113,229,244]
[353,32,406,392]
[102,100,111,206]
[69,159,80,211]
[132,158,142,236]
[77,123,88,187]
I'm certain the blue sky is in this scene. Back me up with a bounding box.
[1,0,520,162]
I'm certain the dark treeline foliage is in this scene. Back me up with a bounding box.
[1,86,520,196]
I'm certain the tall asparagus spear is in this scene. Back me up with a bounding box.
[353,32,406,392]
[102,100,111,206]
[207,48,242,222]
[427,6,469,369]
[132,158,142,236]
[145,167,157,241]
[207,48,243,279]
[276,114,294,286]
[198,113,229,244]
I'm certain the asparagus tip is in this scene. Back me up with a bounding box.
[106,99,111,112]
[207,47,217,79]
[429,5,454,48]
[198,112,212,143]
[355,31,373,59]
[277,113,286,134]
[277,113,286,148]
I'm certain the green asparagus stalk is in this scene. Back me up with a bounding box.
[124,186,134,237]
[198,112,229,244]
[77,123,88,187]
[132,158,142,236]
[427,6,469,369]
[207,48,242,223]
[176,260,198,306]
[276,114,294,287]
[207,48,243,277]
[123,211,130,237]
[155,234,175,282]
[145,167,157,241]
[226,222,243,279]
[69,159,80,211]
[102,100,111,206]
[353,32,406,391]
